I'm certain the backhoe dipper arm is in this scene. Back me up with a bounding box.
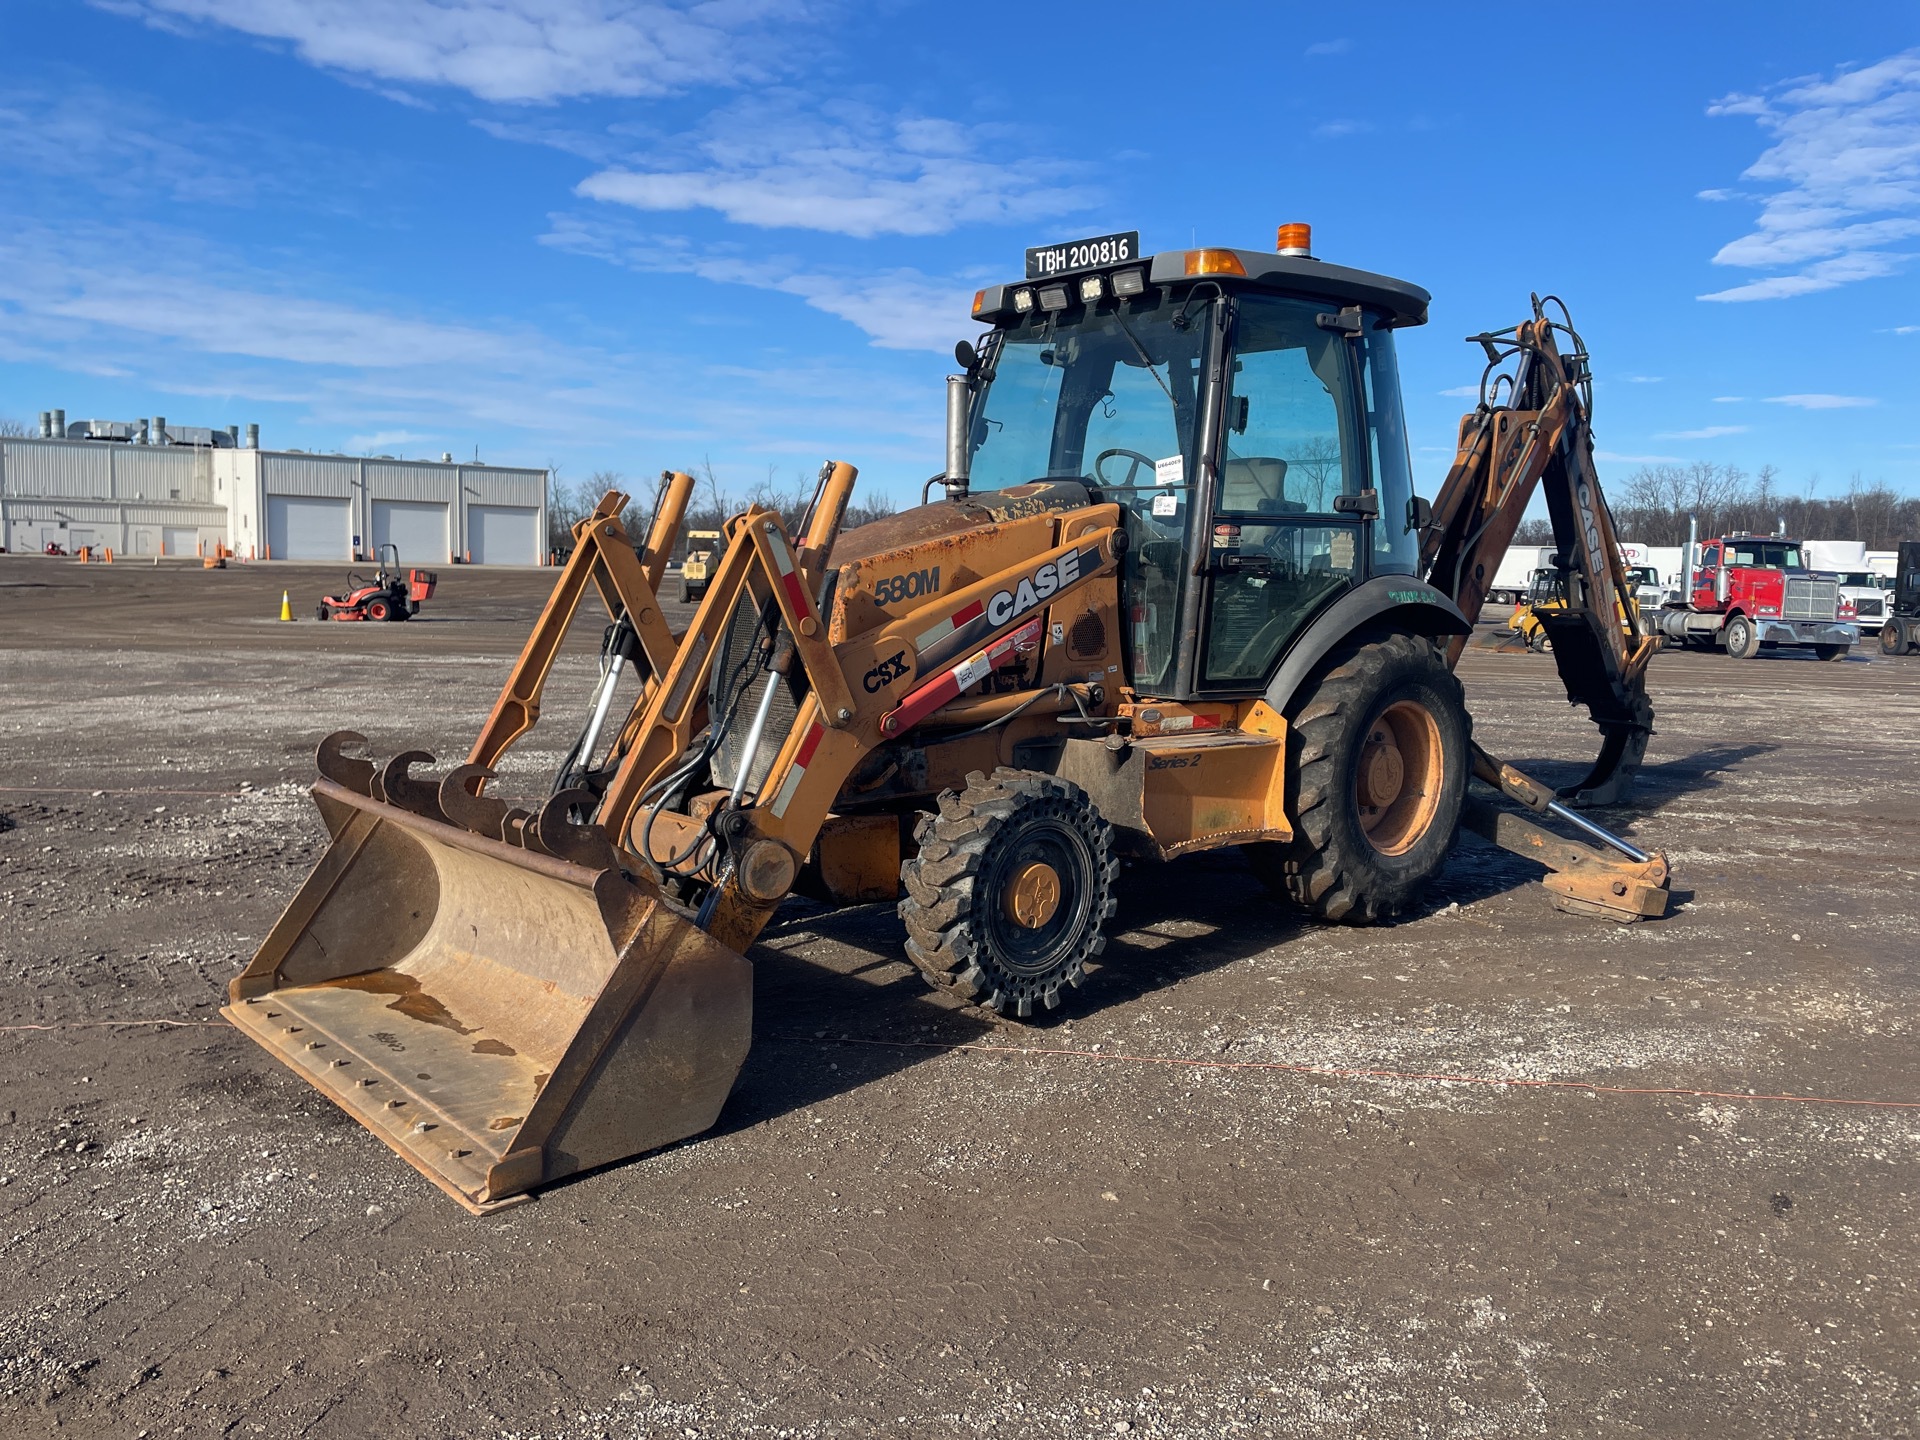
[1420,297,1659,808]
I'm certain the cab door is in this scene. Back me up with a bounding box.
[1194,294,1370,692]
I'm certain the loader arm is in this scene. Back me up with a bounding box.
[1420,296,1659,807]
[467,475,694,778]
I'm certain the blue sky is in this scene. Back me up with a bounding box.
[1,2,1915,509]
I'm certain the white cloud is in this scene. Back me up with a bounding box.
[1699,49,1920,301]
[99,0,812,104]
[1764,393,1878,409]
[541,213,971,350]
[1654,425,1749,439]
[1312,120,1370,140]
[1889,324,1920,333]
[1621,375,1664,383]
[1305,39,1350,57]
[0,221,941,478]
[1437,385,1479,397]
[1593,450,1684,464]
[1712,395,1746,402]
[576,96,1092,238]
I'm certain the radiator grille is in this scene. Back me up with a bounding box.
[1854,594,1884,618]
[1783,576,1837,621]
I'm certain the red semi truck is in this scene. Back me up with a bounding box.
[1648,534,1856,660]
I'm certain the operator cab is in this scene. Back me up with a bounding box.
[961,226,1429,699]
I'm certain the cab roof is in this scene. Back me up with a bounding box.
[972,247,1431,329]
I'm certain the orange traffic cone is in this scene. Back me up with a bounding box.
[279,591,294,622]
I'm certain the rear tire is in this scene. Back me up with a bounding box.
[679,581,692,603]
[1250,632,1469,925]
[1724,614,1760,659]
[1882,619,1906,656]
[898,768,1118,1019]
[366,597,392,622]
[315,604,331,621]
[1814,643,1848,662]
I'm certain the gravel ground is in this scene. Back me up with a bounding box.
[2,554,1917,1439]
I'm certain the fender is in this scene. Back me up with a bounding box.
[1262,575,1471,717]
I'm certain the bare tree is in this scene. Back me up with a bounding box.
[1288,435,1343,510]
[0,417,29,438]
[1598,461,1919,549]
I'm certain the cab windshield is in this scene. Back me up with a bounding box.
[969,292,1205,493]
[1725,541,1803,569]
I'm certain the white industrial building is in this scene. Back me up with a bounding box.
[2,410,547,565]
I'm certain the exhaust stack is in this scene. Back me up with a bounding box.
[943,375,971,501]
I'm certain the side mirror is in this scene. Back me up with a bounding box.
[1405,495,1432,531]
[1333,488,1379,518]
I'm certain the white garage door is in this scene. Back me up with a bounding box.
[469,504,539,566]
[372,500,449,565]
[162,527,199,557]
[267,496,350,561]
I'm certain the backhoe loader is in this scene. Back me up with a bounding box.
[226,226,1669,1212]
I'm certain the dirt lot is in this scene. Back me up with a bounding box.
[3,553,1917,1439]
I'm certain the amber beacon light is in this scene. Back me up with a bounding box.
[1276,222,1312,257]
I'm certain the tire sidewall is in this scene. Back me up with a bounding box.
[1725,615,1756,658]
[1321,651,1469,903]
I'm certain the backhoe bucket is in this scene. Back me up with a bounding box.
[224,780,751,1213]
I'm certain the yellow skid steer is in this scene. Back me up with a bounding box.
[228,227,1669,1212]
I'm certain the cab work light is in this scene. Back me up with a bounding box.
[1111,268,1146,297]
[1036,285,1070,313]
[1078,275,1104,302]
[1183,249,1246,277]
[1014,288,1036,313]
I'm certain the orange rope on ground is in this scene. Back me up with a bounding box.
[774,1034,1920,1112]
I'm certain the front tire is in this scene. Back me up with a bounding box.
[1724,614,1761,659]
[1814,643,1848,662]
[1253,632,1469,925]
[898,768,1118,1019]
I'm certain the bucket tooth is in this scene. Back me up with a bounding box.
[440,764,509,839]
[317,730,378,797]
[223,779,752,1213]
[375,751,443,818]
[534,789,619,871]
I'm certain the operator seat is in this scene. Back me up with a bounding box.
[1219,457,1307,515]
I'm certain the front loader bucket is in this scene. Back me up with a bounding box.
[223,780,751,1213]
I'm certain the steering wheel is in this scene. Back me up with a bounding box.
[1092,447,1160,488]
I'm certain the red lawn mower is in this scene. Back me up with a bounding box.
[317,544,437,622]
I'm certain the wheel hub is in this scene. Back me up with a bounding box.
[1359,731,1406,808]
[1353,699,1444,856]
[1003,861,1063,929]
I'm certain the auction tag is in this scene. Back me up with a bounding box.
[1154,454,1184,486]
[1151,492,1178,517]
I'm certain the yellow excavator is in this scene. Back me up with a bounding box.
[226,226,1667,1212]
